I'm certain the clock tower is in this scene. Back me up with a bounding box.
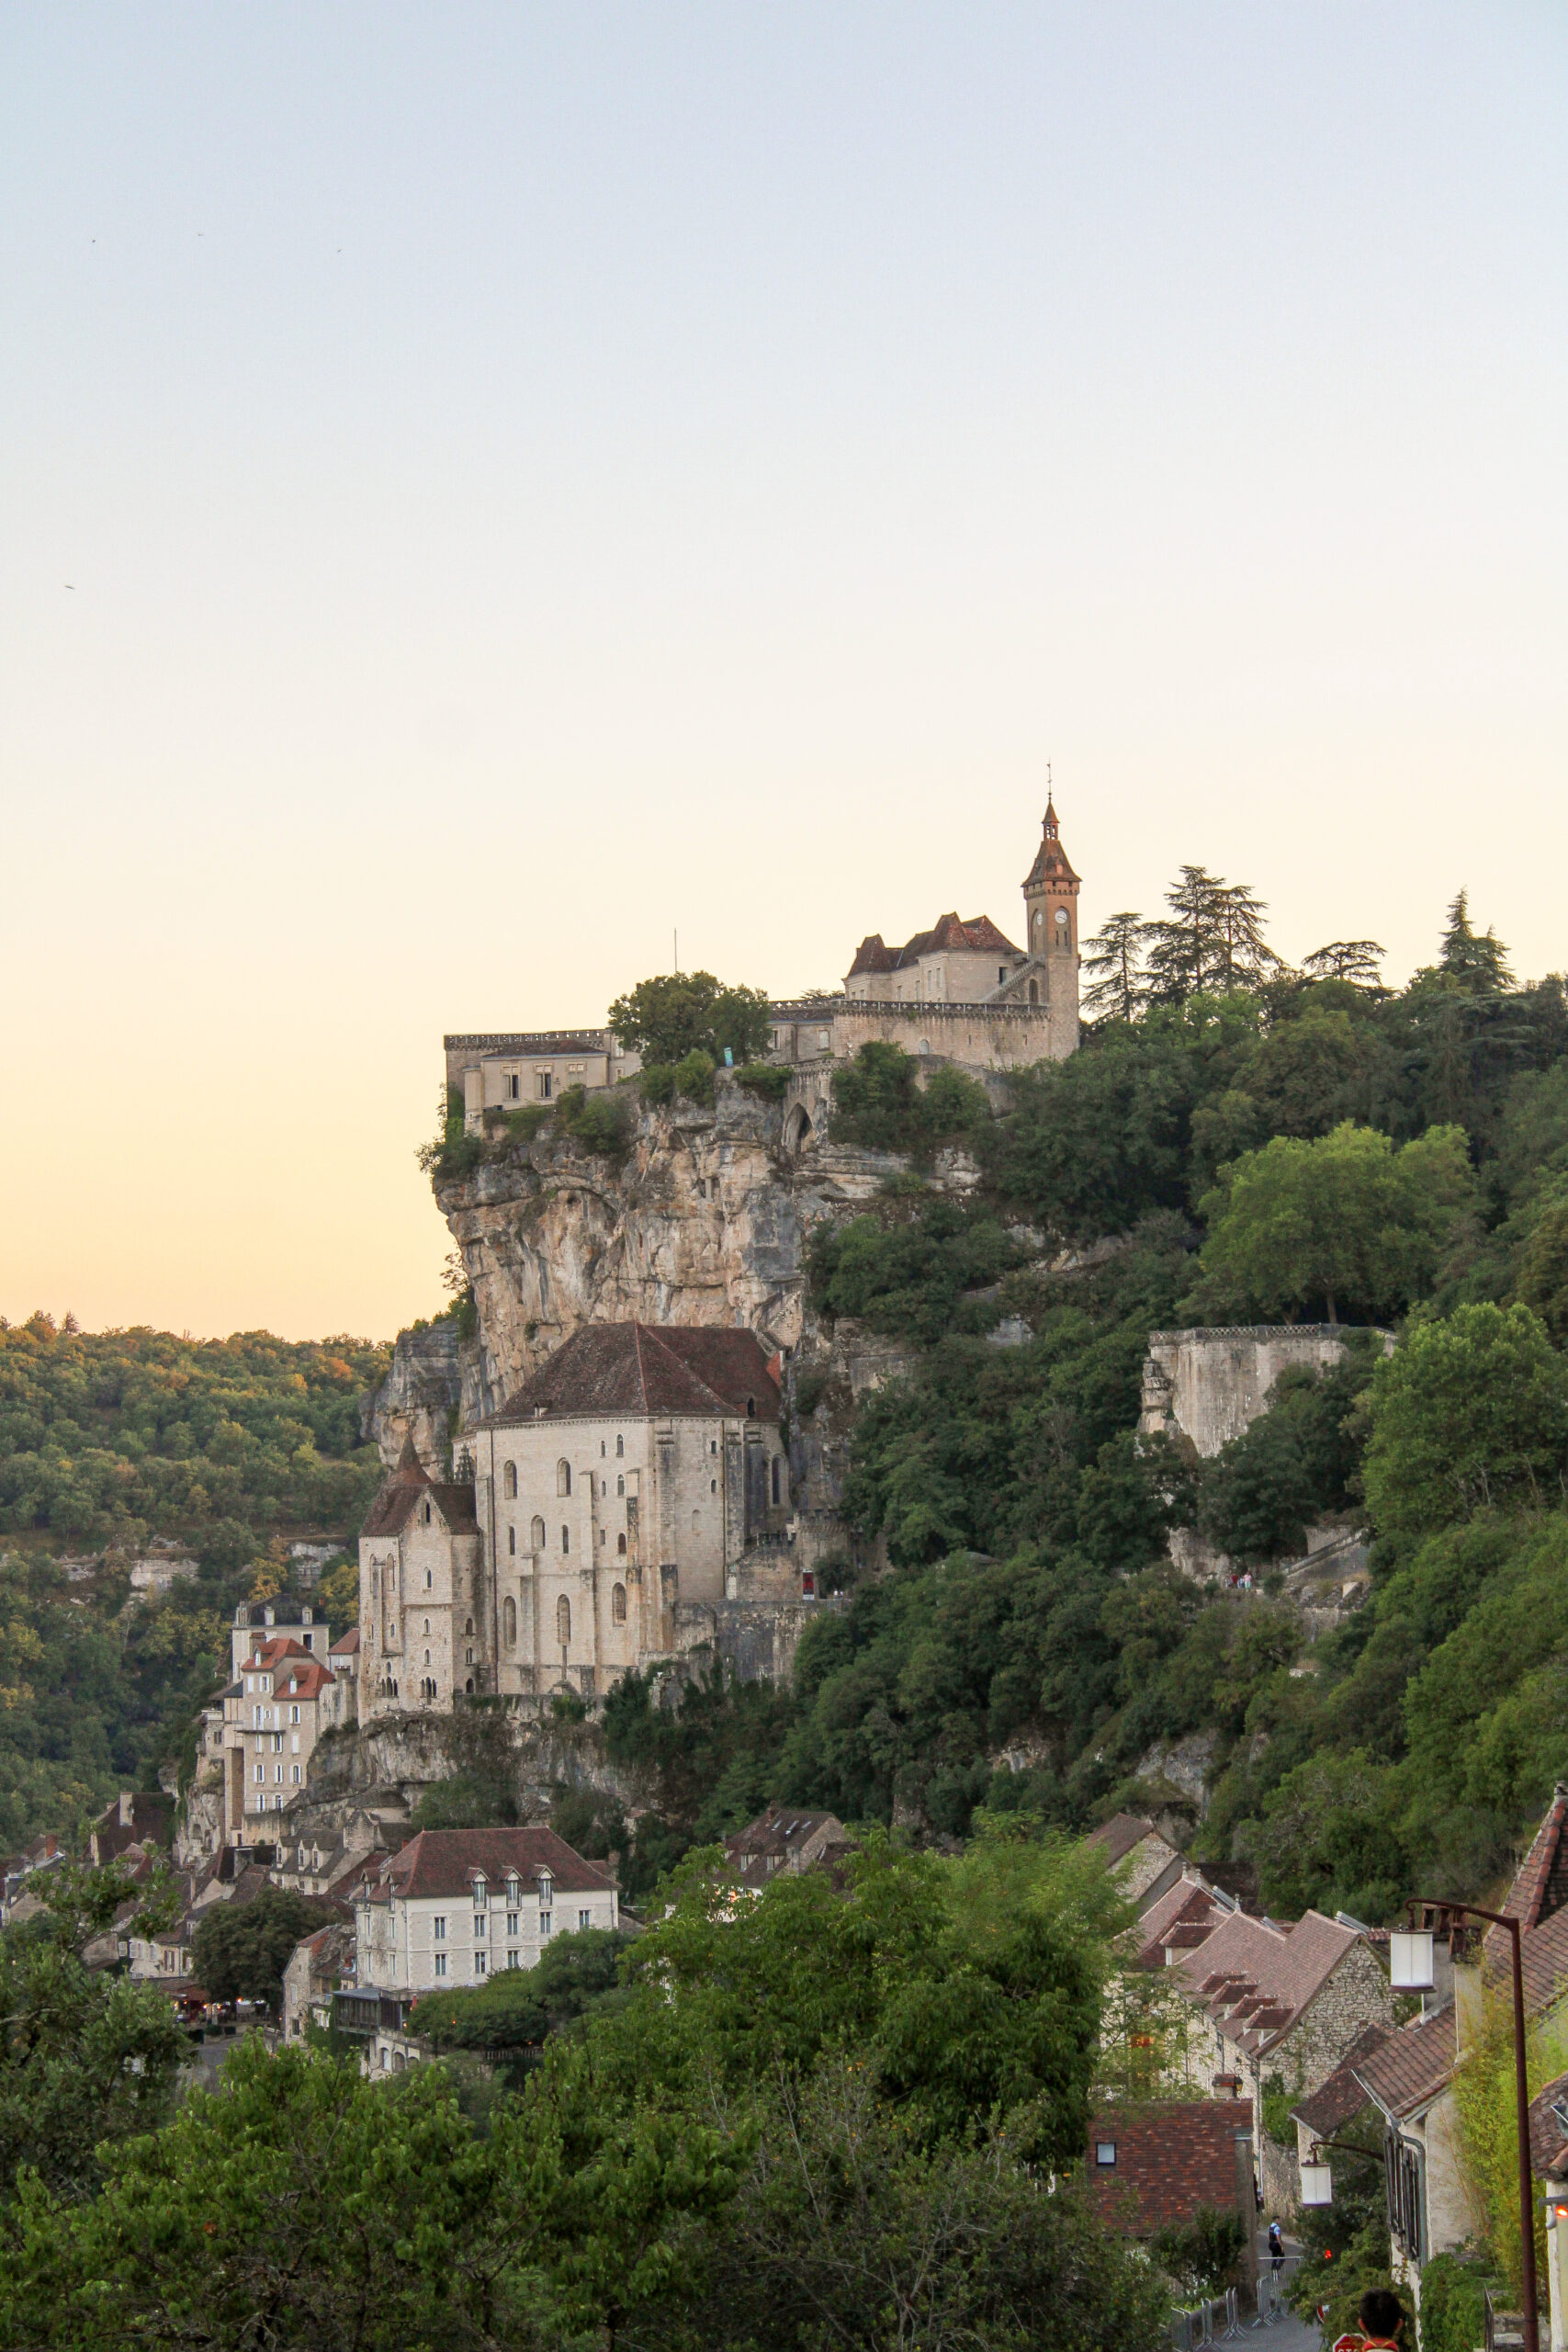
[1021,796,1081,973]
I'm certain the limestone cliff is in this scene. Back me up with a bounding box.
[361,1317,464,1473]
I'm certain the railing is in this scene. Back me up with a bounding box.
[1167,2260,1297,2349]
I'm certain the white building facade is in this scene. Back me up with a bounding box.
[354,1826,618,1996]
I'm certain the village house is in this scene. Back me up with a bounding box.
[1087,1813,1191,1913]
[220,1634,347,1839]
[231,1599,330,1675]
[353,1826,618,1999]
[283,1919,356,2042]
[1170,1907,1395,2208]
[1088,2100,1258,2270]
[358,1324,790,1720]
[722,1806,848,1893]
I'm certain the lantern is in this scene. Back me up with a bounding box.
[1300,2160,1334,2206]
[1390,1928,1436,1992]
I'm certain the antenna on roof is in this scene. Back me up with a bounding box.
[673,928,679,975]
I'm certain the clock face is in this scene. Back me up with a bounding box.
[1054,909,1068,926]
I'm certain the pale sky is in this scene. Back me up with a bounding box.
[4,5,1565,1343]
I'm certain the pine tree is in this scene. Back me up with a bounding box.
[1080,911,1146,1022]
[1143,866,1276,1001]
[1303,940,1386,987]
[1440,891,1513,993]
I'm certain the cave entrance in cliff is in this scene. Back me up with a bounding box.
[784,1102,813,1156]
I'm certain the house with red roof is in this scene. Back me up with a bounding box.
[222,1634,347,1840]
[353,1826,618,1999]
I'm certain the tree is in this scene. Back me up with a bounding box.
[1143,867,1276,1001]
[607,972,772,1068]
[1360,1302,1568,1537]
[1440,890,1514,993]
[0,1862,187,2207]
[1515,1194,1568,1342]
[1080,911,1146,1022]
[1303,939,1386,987]
[1195,1121,1475,1324]
[191,1887,325,2009]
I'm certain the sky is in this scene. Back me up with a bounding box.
[3,4,1565,1343]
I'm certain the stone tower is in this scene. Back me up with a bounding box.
[1021,796,1081,969]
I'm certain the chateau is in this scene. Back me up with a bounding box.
[445,798,1083,1138]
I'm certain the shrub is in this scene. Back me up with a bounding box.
[829,1043,992,1159]
[502,1104,549,1144]
[554,1085,633,1159]
[672,1050,717,1107]
[734,1061,790,1102]
[637,1062,676,1105]
[1148,2206,1247,2300]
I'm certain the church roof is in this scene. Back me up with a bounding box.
[848,912,1020,978]
[1022,798,1080,891]
[361,1436,479,1540]
[486,1322,782,1426]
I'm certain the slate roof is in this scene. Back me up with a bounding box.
[1175,1909,1364,2055]
[487,1323,782,1427]
[365,1826,616,1903]
[361,1436,480,1540]
[1352,2003,1458,2121]
[1134,1878,1226,1968]
[1291,2024,1392,2138]
[847,912,1021,978]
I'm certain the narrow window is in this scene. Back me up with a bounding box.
[557,1459,571,1497]
[474,1952,487,1976]
[616,1474,624,1497]
[434,1917,446,1939]
[423,1501,432,1525]
[579,1908,592,1930]
[503,1596,517,1648]
[531,1515,546,1551]
[465,1617,474,1636]
[502,1462,517,1500]
[508,1524,516,1556]
[434,1952,446,1978]
[612,1582,626,1623]
[538,1071,552,1100]
[772,1456,782,1506]
[562,1525,570,1555]
[557,1595,571,1645]
[616,1532,626,1556]
[615,1434,624,1457]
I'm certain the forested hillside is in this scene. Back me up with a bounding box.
[592,886,1568,1922]
[0,1321,389,1850]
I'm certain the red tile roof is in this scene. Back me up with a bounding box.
[1352,2004,1458,2121]
[1088,1813,1166,1868]
[370,1826,615,1902]
[1022,800,1081,890]
[330,1626,360,1657]
[848,913,1021,978]
[1087,2102,1249,2236]
[487,1323,781,1427]
[1291,2025,1391,2138]
[1134,1879,1225,1968]
[1174,1910,1365,2053]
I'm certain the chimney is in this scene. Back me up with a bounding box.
[118,1792,134,1828]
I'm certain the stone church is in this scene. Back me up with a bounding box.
[359,1323,789,1722]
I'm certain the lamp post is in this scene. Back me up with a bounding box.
[1298,2133,1383,2209]
[1394,1899,1539,2352]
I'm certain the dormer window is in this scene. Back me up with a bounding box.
[537,1871,553,1903]
[472,1875,488,1908]
[505,1873,521,1903]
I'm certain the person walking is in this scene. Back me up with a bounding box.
[1267,2220,1284,2280]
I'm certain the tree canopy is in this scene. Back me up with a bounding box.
[606,972,773,1068]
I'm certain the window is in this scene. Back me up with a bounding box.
[506,1874,520,1904]
[557,1459,571,1496]
[746,1395,756,1418]
[1095,2142,1116,2167]
[709,1439,717,1455]
[466,1647,474,1664]
[616,1532,626,1557]
[998,965,1007,985]
[508,1523,516,1556]
[537,1070,553,1100]
[291,1765,301,1783]
[290,1704,300,1724]
[579,1908,592,1930]
[433,1917,446,1939]
[465,1616,474,1636]
[615,1435,624,1457]
[505,1071,521,1099]
[474,1916,486,1940]
[423,1501,432,1525]
[503,1595,517,1648]
[556,1595,571,1645]
[561,1526,570,1555]
[612,1582,626,1623]
[710,1479,716,1495]
[772,1456,782,1506]
[507,1950,520,1969]
[506,1912,520,1936]
[254,1764,264,1784]
[540,1912,552,1938]
[502,1462,517,1500]
[600,1440,606,1456]
[434,1952,446,1978]
[424,1567,432,1588]
[616,1474,624,1496]
[531,1515,546,1551]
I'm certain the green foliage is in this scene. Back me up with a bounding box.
[808,1191,1022,1344]
[190,1886,325,2009]
[608,970,773,1067]
[732,1059,790,1102]
[1284,2119,1403,2340]
[1148,2204,1247,2299]
[0,1315,389,1552]
[552,1083,634,1159]
[1194,1122,1475,1323]
[412,1928,633,2073]
[601,1664,797,1893]
[829,1042,993,1159]
[1419,2250,1504,2352]
[0,1861,187,2206]
[637,1049,716,1107]
[1199,1344,1377,1565]
[1362,1302,1568,1536]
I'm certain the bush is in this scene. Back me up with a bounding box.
[1419,2250,1502,2352]
[554,1085,633,1159]
[734,1061,790,1102]
[829,1043,992,1159]
[672,1050,717,1107]
[1148,2205,1247,2300]
[502,1104,549,1144]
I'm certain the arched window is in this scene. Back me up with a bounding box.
[612,1583,626,1624]
[561,1525,570,1555]
[616,1532,626,1555]
[771,1455,782,1506]
[616,1474,624,1497]
[531,1515,546,1552]
[615,1434,624,1457]
[1027,977,1038,1005]
[371,1566,379,1599]
[556,1595,571,1645]
[465,1677,475,1694]
[503,1595,517,1648]
[502,1461,516,1499]
[557,1460,571,1497]
[465,1617,474,1636]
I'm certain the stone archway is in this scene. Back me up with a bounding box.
[784,1102,814,1156]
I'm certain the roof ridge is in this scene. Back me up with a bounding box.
[640,1324,738,1414]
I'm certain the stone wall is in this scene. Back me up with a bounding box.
[1139,1325,1393,1461]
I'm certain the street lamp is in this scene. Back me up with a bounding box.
[1402,1899,1539,2352]
[1299,2134,1382,2208]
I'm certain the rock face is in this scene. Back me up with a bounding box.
[362,1318,465,1474]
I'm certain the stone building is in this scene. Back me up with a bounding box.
[354,1826,618,1996]
[221,1634,348,1838]
[230,1600,331,1676]
[1086,1812,1190,1912]
[447,798,1084,1136]
[357,1323,790,1718]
